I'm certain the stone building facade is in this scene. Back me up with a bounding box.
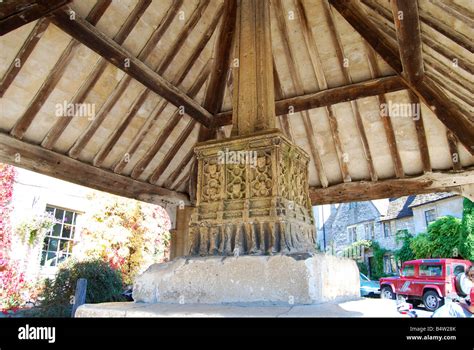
[318,193,464,277]
[318,201,380,255]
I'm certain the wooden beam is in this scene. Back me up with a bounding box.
[231,0,275,135]
[111,57,212,176]
[358,1,473,117]
[364,43,404,178]
[446,131,462,172]
[362,0,473,52]
[0,18,49,97]
[300,0,351,183]
[0,0,70,36]
[0,132,189,204]
[272,0,328,187]
[329,0,474,154]
[272,60,293,141]
[428,0,474,28]
[309,169,474,205]
[148,120,197,184]
[418,4,473,53]
[321,0,377,181]
[185,1,236,201]
[390,0,424,84]
[202,0,236,115]
[92,0,219,167]
[164,148,194,189]
[425,66,473,108]
[42,0,151,150]
[361,0,474,75]
[50,7,213,128]
[351,100,378,181]
[10,0,113,140]
[213,75,406,126]
[378,94,405,178]
[424,54,474,100]
[408,92,431,173]
[129,63,211,180]
[65,0,183,158]
[173,172,191,192]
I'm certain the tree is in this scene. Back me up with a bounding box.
[75,194,171,285]
[410,216,462,259]
[459,198,474,260]
[0,164,36,313]
[394,229,416,263]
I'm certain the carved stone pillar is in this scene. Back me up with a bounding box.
[188,0,316,255]
[188,130,316,255]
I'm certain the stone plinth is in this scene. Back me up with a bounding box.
[189,130,316,256]
[133,254,360,305]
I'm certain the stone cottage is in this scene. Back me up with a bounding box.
[318,201,380,256]
[378,193,464,274]
[319,192,465,277]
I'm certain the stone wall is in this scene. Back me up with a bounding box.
[376,217,414,251]
[11,168,92,280]
[326,202,380,254]
[411,197,463,234]
[133,254,360,305]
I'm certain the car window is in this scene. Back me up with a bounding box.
[419,264,442,277]
[402,265,415,277]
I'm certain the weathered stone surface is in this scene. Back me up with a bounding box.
[76,299,411,318]
[190,131,316,256]
[132,254,359,305]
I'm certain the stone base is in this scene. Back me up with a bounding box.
[75,299,411,318]
[133,254,360,305]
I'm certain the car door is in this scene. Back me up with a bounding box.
[418,263,443,296]
[398,264,416,295]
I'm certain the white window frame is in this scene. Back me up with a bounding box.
[41,205,80,268]
[383,222,391,238]
[347,225,357,243]
[424,208,437,226]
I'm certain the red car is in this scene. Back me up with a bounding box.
[379,259,472,312]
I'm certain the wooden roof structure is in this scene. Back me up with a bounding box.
[0,0,473,208]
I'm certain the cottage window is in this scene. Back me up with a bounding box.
[40,206,79,267]
[424,209,437,226]
[383,222,391,237]
[365,223,375,240]
[347,226,357,243]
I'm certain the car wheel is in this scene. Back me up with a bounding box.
[381,286,396,300]
[423,291,443,312]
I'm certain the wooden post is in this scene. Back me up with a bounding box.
[71,278,87,317]
[232,0,275,136]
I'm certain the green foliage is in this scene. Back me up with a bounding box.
[394,229,416,263]
[35,259,124,317]
[410,216,462,258]
[76,194,171,285]
[15,212,57,246]
[370,241,390,280]
[459,198,474,260]
[342,240,372,259]
[357,262,368,276]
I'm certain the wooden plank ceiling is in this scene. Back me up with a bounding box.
[0,0,472,205]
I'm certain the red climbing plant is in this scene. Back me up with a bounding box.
[0,163,15,269]
[0,163,32,313]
